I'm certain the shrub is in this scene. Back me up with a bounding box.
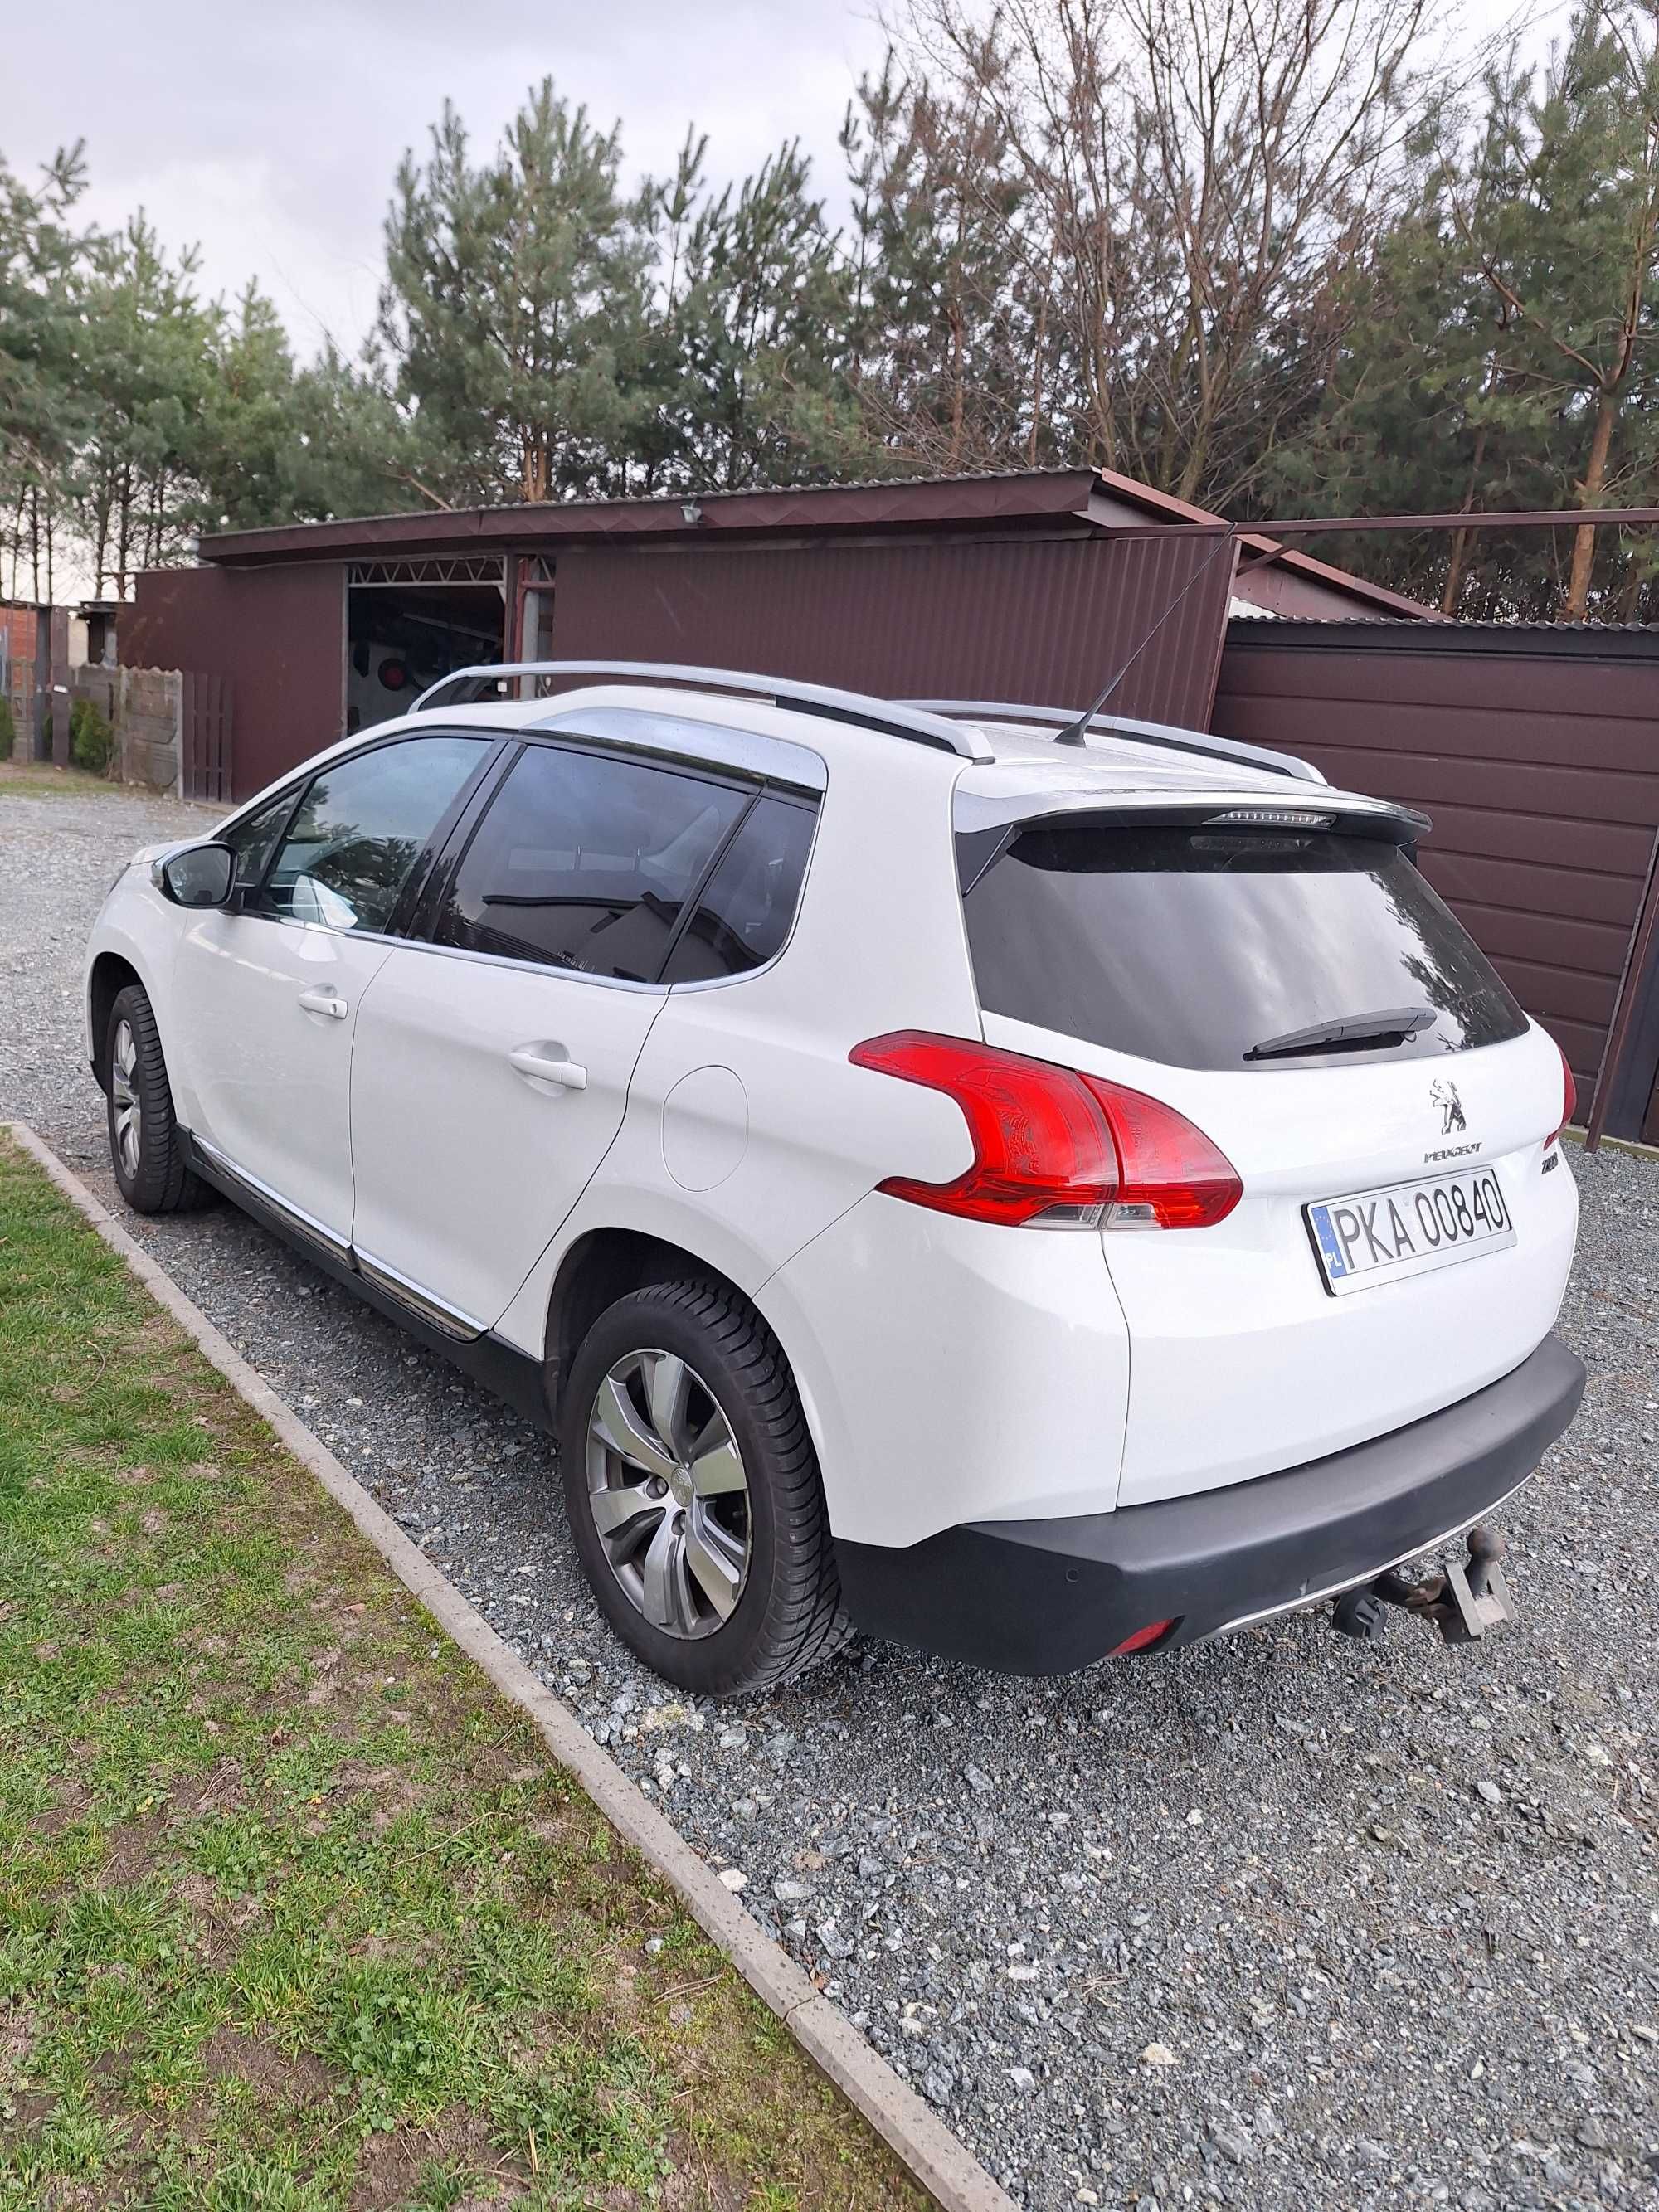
[69,697,115,775]
[0,696,14,761]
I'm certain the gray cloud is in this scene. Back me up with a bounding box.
[7,1,888,355]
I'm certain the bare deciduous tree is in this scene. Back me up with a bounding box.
[884,0,1443,504]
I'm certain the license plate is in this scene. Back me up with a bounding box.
[1305,1167,1515,1297]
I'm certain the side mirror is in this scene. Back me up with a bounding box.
[159,842,236,908]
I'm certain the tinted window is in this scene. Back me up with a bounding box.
[262,737,486,934]
[435,742,748,980]
[662,795,816,983]
[222,789,296,892]
[962,823,1527,1069]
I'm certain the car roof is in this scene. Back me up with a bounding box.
[236,675,1405,834]
[408,683,1316,793]
[412,683,1393,815]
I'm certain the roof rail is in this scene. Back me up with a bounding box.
[411,660,995,762]
[900,698,1323,784]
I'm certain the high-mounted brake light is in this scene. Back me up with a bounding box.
[1550,1041,1577,1147]
[1206,807,1334,830]
[848,1032,1242,1230]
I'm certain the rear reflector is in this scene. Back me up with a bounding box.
[849,1031,1241,1230]
[1550,1041,1577,1146]
[1109,1618,1175,1654]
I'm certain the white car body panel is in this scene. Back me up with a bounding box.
[760,1194,1131,1547]
[348,942,666,1330]
[170,908,396,1246]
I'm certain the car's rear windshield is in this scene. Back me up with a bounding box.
[959,820,1528,1070]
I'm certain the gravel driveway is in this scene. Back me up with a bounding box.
[6,779,1655,2212]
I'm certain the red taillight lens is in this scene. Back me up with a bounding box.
[1078,1071,1243,1230]
[1550,1042,1577,1146]
[848,1032,1241,1231]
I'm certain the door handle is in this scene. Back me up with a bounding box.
[297,986,348,1020]
[508,1045,588,1091]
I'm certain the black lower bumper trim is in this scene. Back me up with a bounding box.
[833,1336,1586,1675]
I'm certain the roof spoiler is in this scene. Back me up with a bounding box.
[410,660,995,762]
[901,699,1324,784]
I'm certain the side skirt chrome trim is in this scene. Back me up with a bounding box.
[353,1248,485,1342]
[183,1133,485,1343]
[187,1133,351,1261]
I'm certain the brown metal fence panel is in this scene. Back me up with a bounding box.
[548,532,1239,732]
[182,672,233,805]
[1212,622,1659,1136]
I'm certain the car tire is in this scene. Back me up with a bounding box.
[105,984,214,1215]
[561,1277,852,1696]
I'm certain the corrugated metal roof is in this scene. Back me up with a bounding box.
[1226,615,1659,654]
[199,469,1102,566]
[193,463,1425,619]
[1231,613,1659,630]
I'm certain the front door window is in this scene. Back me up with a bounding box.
[262,736,487,935]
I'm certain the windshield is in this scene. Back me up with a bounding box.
[960,822,1528,1071]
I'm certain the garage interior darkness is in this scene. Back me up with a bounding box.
[345,558,508,733]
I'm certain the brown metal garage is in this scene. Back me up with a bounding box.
[119,467,1423,802]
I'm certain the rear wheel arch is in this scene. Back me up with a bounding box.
[547,1228,759,1408]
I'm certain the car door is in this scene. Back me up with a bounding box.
[347,732,755,1331]
[167,732,492,1247]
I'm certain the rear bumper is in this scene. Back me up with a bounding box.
[833,1335,1586,1675]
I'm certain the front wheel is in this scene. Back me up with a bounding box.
[561,1278,851,1696]
[105,984,214,1215]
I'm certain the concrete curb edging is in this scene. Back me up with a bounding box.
[6,1123,1015,2212]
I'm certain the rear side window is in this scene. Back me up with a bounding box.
[661,795,816,983]
[961,822,1528,1069]
[434,741,747,982]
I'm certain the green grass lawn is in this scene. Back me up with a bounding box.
[0,761,123,799]
[0,1136,927,2211]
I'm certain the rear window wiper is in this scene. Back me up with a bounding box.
[1244,1006,1437,1061]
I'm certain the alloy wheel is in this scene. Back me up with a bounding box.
[111,1019,143,1179]
[585,1348,751,1640]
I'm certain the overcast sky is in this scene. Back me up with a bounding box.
[9,0,1573,366]
[7,0,892,360]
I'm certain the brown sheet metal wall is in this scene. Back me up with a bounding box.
[547,532,1238,730]
[123,562,345,801]
[1212,623,1659,1125]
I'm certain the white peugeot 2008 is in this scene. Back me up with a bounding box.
[84,664,1584,1694]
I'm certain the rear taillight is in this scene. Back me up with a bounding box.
[1550,1042,1577,1146]
[848,1031,1242,1230]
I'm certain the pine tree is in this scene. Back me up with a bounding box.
[646,141,866,489]
[842,56,1033,470]
[377,81,654,505]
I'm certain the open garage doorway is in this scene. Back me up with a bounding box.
[346,557,508,732]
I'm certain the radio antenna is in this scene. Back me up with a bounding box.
[1055,523,1241,746]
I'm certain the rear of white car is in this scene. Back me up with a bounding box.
[821,746,1583,1670]
[84,669,1584,1690]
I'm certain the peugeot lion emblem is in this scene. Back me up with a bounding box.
[1430,1077,1467,1135]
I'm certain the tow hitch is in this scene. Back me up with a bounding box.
[1331,1524,1513,1646]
